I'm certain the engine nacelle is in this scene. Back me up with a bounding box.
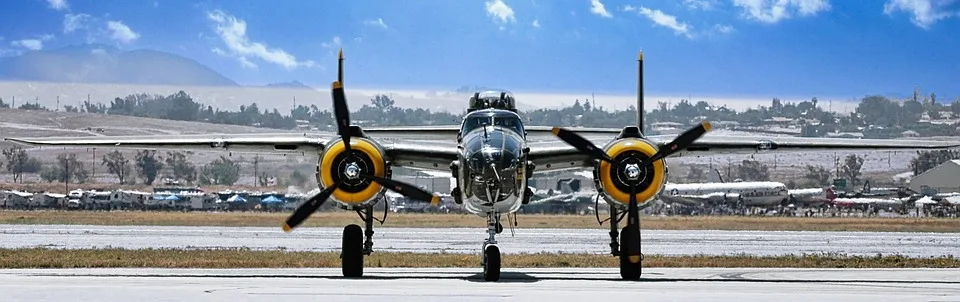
[316,137,388,208]
[592,138,668,209]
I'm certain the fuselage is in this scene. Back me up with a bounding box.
[662,181,789,207]
[455,108,528,215]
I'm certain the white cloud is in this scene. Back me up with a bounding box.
[207,10,315,70]
[321,36,342,48]
[590,0,613,18]
[532,19,541,28]
[63,13,92,33]
[627,6,693,39]
[883,0,960,29]
[47,0,68,11]
[364,17,389,29]
[732,0,831,23]
[12,39,44,51]
[713,24,736,34]
[684,0,719,10]
[486,0,516,28]
[106,20,140,43]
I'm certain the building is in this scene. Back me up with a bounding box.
[910,160,960,195]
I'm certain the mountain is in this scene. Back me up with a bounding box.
[0,44,239,87]
[263,80,312,89]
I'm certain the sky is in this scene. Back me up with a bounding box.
[1,0,959,105]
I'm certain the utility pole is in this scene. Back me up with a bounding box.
[254,155,259,187]
[64,156,70,194]
[57,95,60,111]
[91,148,96,182]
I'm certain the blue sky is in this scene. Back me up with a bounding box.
[1,0,959,101]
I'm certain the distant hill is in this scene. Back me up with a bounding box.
[263,81,312,89]
[0,44,239,87]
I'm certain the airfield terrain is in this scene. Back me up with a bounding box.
[0,108,933,186]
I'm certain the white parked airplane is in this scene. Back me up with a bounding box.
[660,169,788,207]
[6,50,960,282]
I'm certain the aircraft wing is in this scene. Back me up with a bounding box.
[527,133,960,173]
[3,133,332,155]
[657,135,960,157]
[4,132,461,173]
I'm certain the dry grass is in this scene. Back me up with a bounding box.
[1,248,957,269]
[3,210,960,232]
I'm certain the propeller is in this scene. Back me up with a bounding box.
[282,49,440,232]
[551,121,712,264]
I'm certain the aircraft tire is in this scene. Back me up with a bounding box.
[483,245,501,281]
[619,226,641,280]
[341,224,364,278]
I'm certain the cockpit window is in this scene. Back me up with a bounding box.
[461,111,524,135]
[494,115,523,134]
[462,116,491,134]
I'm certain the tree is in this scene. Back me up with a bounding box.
[101,150,131,184]
[737,159,769,181]
[371,94,395,111]
[165,151,197,183]
[842,154,864,186]
[135,150,164,184]
[3,146,42,183]
[199,155,240,185]
[289,169,309,187]
[909,150,960,175]
[42,153,89,184]
[803,165,832,186]
[685,165,704,182]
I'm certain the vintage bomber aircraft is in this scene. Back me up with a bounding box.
[7,50,960,282]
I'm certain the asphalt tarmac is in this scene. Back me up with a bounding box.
[3,224,959,257]
[3,267,959,301]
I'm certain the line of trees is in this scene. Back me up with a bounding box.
[3,88,959,136]
[1,146,243,186]
[682,154,867,189]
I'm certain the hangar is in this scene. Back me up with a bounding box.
[910,160,960,195]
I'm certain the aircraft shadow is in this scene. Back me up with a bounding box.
[24,271,960,285]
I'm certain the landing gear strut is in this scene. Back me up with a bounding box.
[482,213,501,281]
[341,204,376,277]
[606,207,642,280]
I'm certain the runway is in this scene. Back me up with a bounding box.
[3,224,960,257]
[3,267,959,301]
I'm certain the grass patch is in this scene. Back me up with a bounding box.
[1,248,958,269]
[3,210,960,232]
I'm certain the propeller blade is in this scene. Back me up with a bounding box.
[366,174,440,206]
[332,50,352,154]
[331,81,352,155]
[646,121,711,164]
[551,127,614,163]
[283,181,340,232]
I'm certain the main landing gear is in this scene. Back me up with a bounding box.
[605,206,642,280]
[340,204,378,277]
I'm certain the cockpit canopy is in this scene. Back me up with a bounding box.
[468,90,516,112]
[460,110,524,136]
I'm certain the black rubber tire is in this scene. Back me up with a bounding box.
[483,245,501,281]
[619,226,641,280]
[341,224,364,278]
